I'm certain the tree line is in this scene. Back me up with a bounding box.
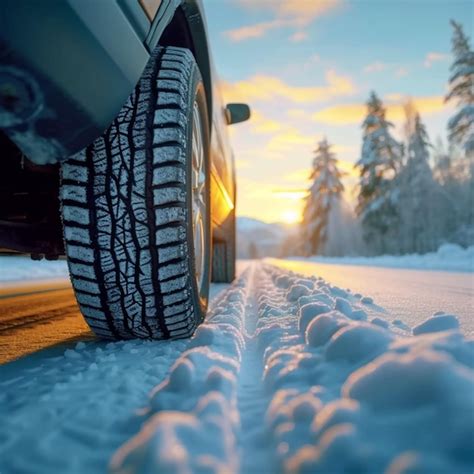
[301,20,473,256]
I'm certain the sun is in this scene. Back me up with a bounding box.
[280,209,301,225]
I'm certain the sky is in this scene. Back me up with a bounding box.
[203,0,473,224]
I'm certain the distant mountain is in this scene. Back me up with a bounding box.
[236,217,297,258]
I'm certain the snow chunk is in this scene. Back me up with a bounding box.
[371,317,389,328]
[344,350,474,412]
[305,311,349,348]
[413,314,460,335]
[312,398,361,436]
[325,322,393,363]
[298,302,332,335]
[334,297,353,317]
[287,284,311,302]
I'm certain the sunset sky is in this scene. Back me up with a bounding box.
[203,0,473,223]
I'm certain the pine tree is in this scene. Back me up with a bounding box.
[445,21,474,244]
[355,91,402,254]
[302,138,344,255]
[446,20,474,156]
[397,113,448,253]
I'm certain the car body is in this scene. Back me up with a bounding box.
[0,0,246,257]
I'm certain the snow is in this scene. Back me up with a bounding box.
[300,243,474,272]
[1,261,473,473]
[0,256,70,283]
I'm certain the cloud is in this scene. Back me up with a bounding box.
[312,95,448,125]
[364,62,387,73]
[226,0,342,42]
[225,20,284,41]
[220,70,356,104]
[284,168,312,183]
[424,52,449,68]
[249,110,284,134]
[265,129,316,154]
[312,104,366,125]
[290,31,309,43]
[395,67,409,77]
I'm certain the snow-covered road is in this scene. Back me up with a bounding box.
[273,259,474,338]
[1,261,472,473]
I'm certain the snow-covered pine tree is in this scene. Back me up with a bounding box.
[355,91,402,254]
[445,20,474,243]
[302,138,344,255]
[446,20,474,156]
[397,112,449,253]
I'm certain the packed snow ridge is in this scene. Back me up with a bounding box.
[1,263,473,474]
[300,243,474,273]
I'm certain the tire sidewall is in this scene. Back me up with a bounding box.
[184,69,211,323]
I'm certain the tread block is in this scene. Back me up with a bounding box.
[152,166,186,186]
[64,227,90,245]
[67,245,94,263]
[153,109,186,127]
[159,261,187,280]
[155,226,186,246]
[160,275,187,294]
[156,92,186,108]
[72,278,100,295]
[62,205,90,225]
[152,146,186,165]
[81,305,107,321]
[69,262,96,280]
[61,184,87,204]
[155,207,186,226]
[164,306,192,320]
[158,243,186,264]
[163,290,189,306]
[75,292,102,309]
[152,127,186,146]
[62,163,88,183]
[153,187,186,206]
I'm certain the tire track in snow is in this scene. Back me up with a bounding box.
[237,263,275,474]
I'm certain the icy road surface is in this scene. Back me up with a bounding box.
[1,261,473,474]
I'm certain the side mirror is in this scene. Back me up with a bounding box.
[225,103,251,125]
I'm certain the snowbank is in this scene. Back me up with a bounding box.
[0,256,69,282]
[300,243,474,272]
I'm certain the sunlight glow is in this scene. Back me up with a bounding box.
[281,209,301,224]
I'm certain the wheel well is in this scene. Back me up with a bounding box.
[158,6,213,131]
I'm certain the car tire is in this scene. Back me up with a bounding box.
[212,210,236,283]
[60,46,211,340]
